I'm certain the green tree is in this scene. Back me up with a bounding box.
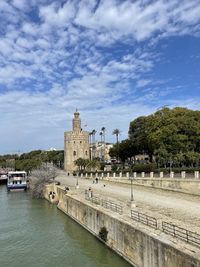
[129,107,200,166]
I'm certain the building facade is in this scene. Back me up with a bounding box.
[91,142,113,162]
[64,111,89,173]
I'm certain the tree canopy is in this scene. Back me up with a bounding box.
[110,107,200,168]
[0,150,64,172]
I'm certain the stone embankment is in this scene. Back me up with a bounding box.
[45,183,200,267]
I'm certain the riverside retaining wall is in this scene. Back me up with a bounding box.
[45,185,200,267]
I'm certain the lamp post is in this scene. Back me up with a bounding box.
[131,175,134,201]
[76,172,79,189]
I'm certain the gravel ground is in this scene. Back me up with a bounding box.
[57,172,200,233]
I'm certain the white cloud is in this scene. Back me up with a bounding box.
[0,0,199,153]
[39,1,76,27]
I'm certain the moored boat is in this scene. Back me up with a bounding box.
[7,171,27,191]
[0,173,8,184]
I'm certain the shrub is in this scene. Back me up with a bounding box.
[132,163,157,173]
[99,226,108,242]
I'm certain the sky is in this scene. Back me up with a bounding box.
[0,0,200,154]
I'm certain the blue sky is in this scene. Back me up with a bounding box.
[0,0,200,154]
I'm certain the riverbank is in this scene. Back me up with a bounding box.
[45,183,200,267]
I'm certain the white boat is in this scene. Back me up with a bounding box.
[7,171,27,191]
[0,173,8,183]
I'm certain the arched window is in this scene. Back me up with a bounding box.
[85,151,88,156]
[73,151,76,156]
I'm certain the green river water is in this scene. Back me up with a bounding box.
[0,185,132,267]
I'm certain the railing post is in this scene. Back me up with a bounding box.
[181,171,186,179]
[160,171,163,178]
[150,172,154,178]
[186,230,189,242]
[173,224,176,237]
[195,171,199,179]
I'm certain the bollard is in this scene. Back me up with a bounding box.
[126,172,129,178]
[119,172,122,178]
[107,172,110,178]
[81,173,83,178]
[133,172,137,178]
[170,171,174,178]
[90,173,93,178]
[113,172,116,178]
[181,171,186,179]
[150,172,154,178]
[141,172,145,178]
[85,173,88,178]
[160,172,163,178]
[101,173,104,178]
[195,171,199,179]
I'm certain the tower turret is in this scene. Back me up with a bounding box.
[73,109,81,132]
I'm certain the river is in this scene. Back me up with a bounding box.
[0,185,131,267]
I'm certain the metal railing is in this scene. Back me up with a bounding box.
[101,199,123,214]
[85,195,123,214]
[131,210,158,229]
[162,221,200,247]
[85,195,101,205]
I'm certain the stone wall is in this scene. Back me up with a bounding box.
[131,178,200,195]
[45,185,200,267]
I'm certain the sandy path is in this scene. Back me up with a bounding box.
[57,173,200,231]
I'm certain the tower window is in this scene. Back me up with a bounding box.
[85,151,88,156]
[73,151,76,156]
[80,141,82,144]
[74,141,75,144]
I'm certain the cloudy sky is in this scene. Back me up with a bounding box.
[0,0,200,154]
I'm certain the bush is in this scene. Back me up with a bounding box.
[132,163,157,173]
[99,227,108,242]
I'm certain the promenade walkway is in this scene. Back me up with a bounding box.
[57,172,200,234]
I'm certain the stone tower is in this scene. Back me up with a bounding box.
[64,110,89,173]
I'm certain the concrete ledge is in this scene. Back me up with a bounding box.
[45,185,200,267]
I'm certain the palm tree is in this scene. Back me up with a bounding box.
[89,132,93,145]
[91,129,97,158]
[92,129,97,144]
[101,127,106,160]
[112,128,120,144]
[101,127,106,143]
[86,159,100,172]
[99,131,103,160]
[112,129,120,162]
[99,131,103,142]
